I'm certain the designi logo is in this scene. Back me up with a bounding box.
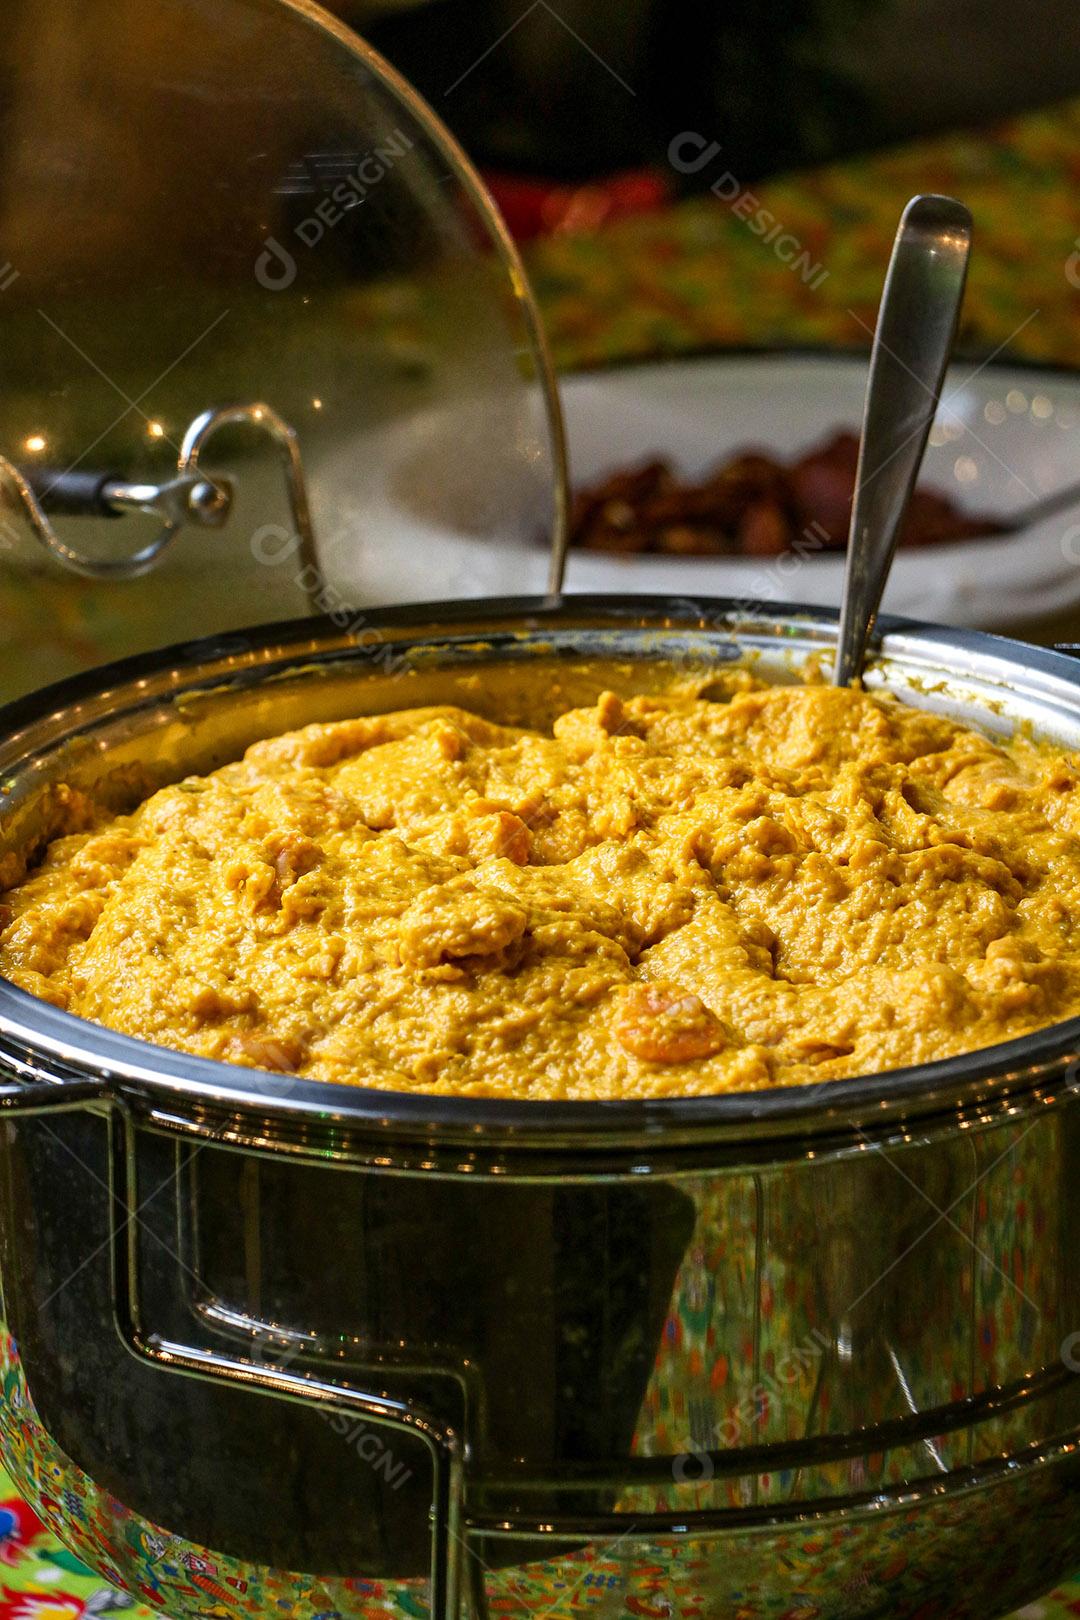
[1067,238,1080,291]
[255,237,299,292]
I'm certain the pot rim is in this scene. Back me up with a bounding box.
[3,592,1080,1147]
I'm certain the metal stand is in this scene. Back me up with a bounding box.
[1,1074,1079,1618]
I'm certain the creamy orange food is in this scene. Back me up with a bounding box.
[3,678,1080,1099]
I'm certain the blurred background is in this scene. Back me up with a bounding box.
[1,0,1080,703]
[323,0,1080,644]
[346,0,1080,212]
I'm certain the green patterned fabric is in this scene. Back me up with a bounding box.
[530,99,1080,374]
[0,1452,1076,1618]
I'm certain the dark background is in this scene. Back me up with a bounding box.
[332,0,1080,185]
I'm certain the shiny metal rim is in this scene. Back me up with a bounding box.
[2,594,1080,1150]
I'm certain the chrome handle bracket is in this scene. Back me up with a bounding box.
[108,1118,465,1620]
[0,1074,110,1115]
[180,401,318,579]
[1,401,316,583]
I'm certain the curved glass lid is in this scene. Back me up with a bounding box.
[0,0,568,625]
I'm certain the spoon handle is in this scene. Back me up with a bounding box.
[834,195,973,686]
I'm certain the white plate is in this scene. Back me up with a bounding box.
[324,353,1080,630]
[559,354,1080,629]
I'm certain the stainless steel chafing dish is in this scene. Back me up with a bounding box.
[1,597,1079,1620]
[1,3,1078,1616]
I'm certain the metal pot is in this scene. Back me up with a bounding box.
[1,596,1079,1620]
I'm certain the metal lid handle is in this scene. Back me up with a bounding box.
[0,401,314,582]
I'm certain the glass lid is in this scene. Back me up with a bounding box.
[0,0,568,698]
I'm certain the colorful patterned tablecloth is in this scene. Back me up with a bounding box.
[529,99,1080,375]
[0,1451,1078,1620]
[6,98,1080,1620]
[0,1484,134,1619]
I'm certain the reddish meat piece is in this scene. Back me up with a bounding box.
[568,428,1007,558]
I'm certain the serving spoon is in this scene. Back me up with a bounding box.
[834,194,973,686]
